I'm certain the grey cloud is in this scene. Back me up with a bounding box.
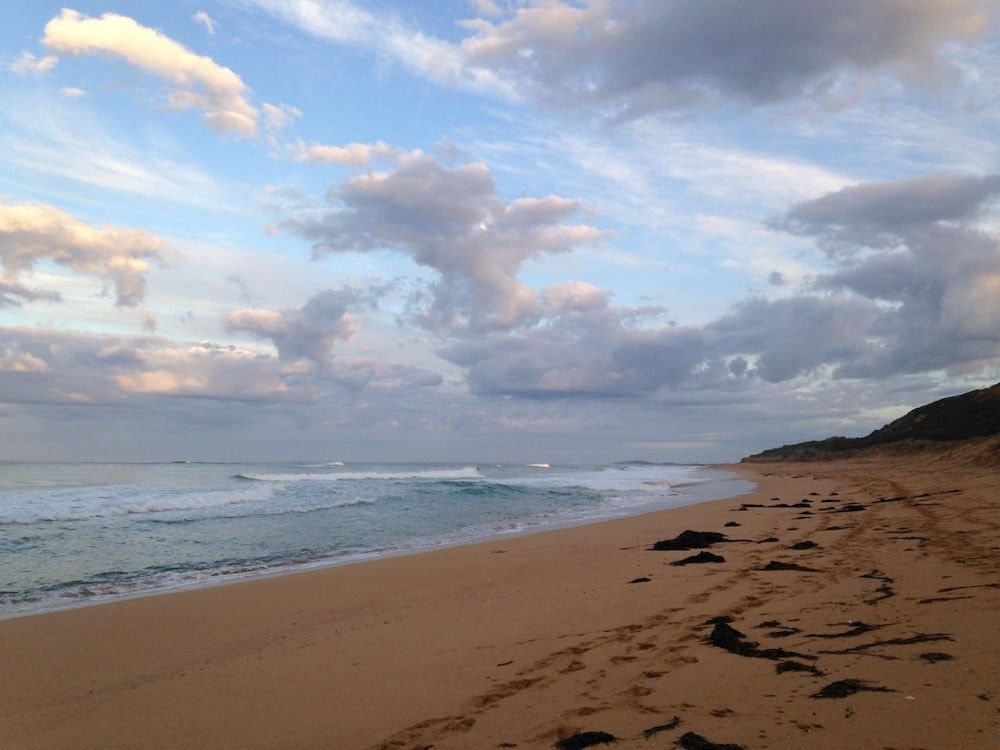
[0,327,294,405]
[777,174,1000,250]
[441,173,1000,398]
[283,152,603,333]
[325,358,444,391]
[0,323,443,410]
[0,279,62,307]
[780,175,1000,377]
[440,303,711,398]
[226,289,361,369]
[461,0,989,115]
[709,295,881,382]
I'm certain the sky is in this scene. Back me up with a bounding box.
[1,0,999,463]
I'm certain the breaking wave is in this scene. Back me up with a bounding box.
[0,484,275,525]
[237,467,483,482]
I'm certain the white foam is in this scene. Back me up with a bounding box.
[0,484,275,525]
[240,467,483,482]
[287,498,375,512]
[527,463,551,468]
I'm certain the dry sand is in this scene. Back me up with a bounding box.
[1,456,999,749]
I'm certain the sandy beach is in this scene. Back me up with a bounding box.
[2,454,998,749]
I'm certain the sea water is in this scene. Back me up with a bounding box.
[0,461,754,618]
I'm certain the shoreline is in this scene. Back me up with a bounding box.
[2,457,998,749]
[0,466,753,623]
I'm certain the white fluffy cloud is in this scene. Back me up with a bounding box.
[43,9,259,136]
[0,203,166,307]
[8,51,58,75]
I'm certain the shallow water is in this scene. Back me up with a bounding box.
[0,461,753,617]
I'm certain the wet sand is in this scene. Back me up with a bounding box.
[1,456,999,749]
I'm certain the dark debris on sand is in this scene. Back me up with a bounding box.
[555,731,617,749]
[789,540,820,550]
[811,679,893,699]
[629,577,651,584]
[671,551,726,567]
[918,652,954,663]
[643,717,681,739]
[806,621,883,639]
[676,731,744,750]
[775,660,824,676]
[821,633,953,656]
[724,522,741,527]
[760,560,820,572]
[859,570,897,605]
[651,530,727,551]
[706,621,815,662]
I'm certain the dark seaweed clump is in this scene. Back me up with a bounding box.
[555,731,617,749]
[706,621,814,662]
[676,731,744,750]
[811,679,893,699]
[775,660,824,676]
[789,540,819,550]
[760,560,819,572]
[651,531,727,551]
[671,551,725,567]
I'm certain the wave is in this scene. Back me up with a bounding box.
[0,484,274,525]
[237,467,483,482]
[302,461,345,467]
[527,463,551,468]
[143,496,377,524]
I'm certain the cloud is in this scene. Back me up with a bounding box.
[251,0,990,116]
[0,280,61,308]
[289,139,400,167]
[461,0,989,116]
[0,318,442,411]
[541,280,609,313]
[0,92,240,209]
[776,173,1000,250]
[8,51,58,75]
[284,151,604,332]
[262,102,303,132]
[43,9,259,137]
[0,203,166,307]
[59,86,87,98]
[245,0,513,96]
[442,173,1000,397]
[226,288,360,369]
[193,10,218,35]
[0,347,49,373]
[729,173,1000,379]
[0,327,293,404]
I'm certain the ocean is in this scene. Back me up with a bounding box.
[0,461,754,618]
